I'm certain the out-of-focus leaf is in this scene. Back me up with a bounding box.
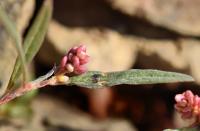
[0,97,32,118]
[69,69,194,88]
[7,103,32,118]
[164,127,199,131]
[7,0,53,89]
[0,5,27,82]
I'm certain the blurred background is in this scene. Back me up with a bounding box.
[0,0,200,131]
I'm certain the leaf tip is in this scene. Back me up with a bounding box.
[180,74,194,82]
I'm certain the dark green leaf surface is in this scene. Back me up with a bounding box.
[7,0,53,89]
[69,69,194,88]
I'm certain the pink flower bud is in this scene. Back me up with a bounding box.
[72,56,80,67]
[185,90,194,104]
[65,63,74,73]
[67,52,74,61]
[77,51,87,59]
[77,45,86,53]
[194,95,199,105]
[175,94,185,103]
[74,65,87,74]
[60,56,68,68]
[80,55,89,65]
[69,46,78,54]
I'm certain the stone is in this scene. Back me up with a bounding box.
[108,0,200,36]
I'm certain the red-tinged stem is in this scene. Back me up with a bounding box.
[0,92,17,105]
[0,78,53,105]
[0,67,56,105]
[0,83,31,105]
[0,67,57,105]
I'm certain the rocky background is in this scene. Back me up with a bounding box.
[1,0,200,131]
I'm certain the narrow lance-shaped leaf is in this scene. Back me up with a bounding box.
[69,69,194,88]
[0,4,27,82]
[7,0,53,90]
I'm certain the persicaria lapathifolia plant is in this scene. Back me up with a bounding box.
[0,45,194,113]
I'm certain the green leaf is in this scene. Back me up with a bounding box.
[69,69,194,88]
[7,0,53,89]
[164,127,199,131]
[0,4,27,82]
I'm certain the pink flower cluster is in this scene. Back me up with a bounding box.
[57,45,89,75]
[175,90,200,122]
